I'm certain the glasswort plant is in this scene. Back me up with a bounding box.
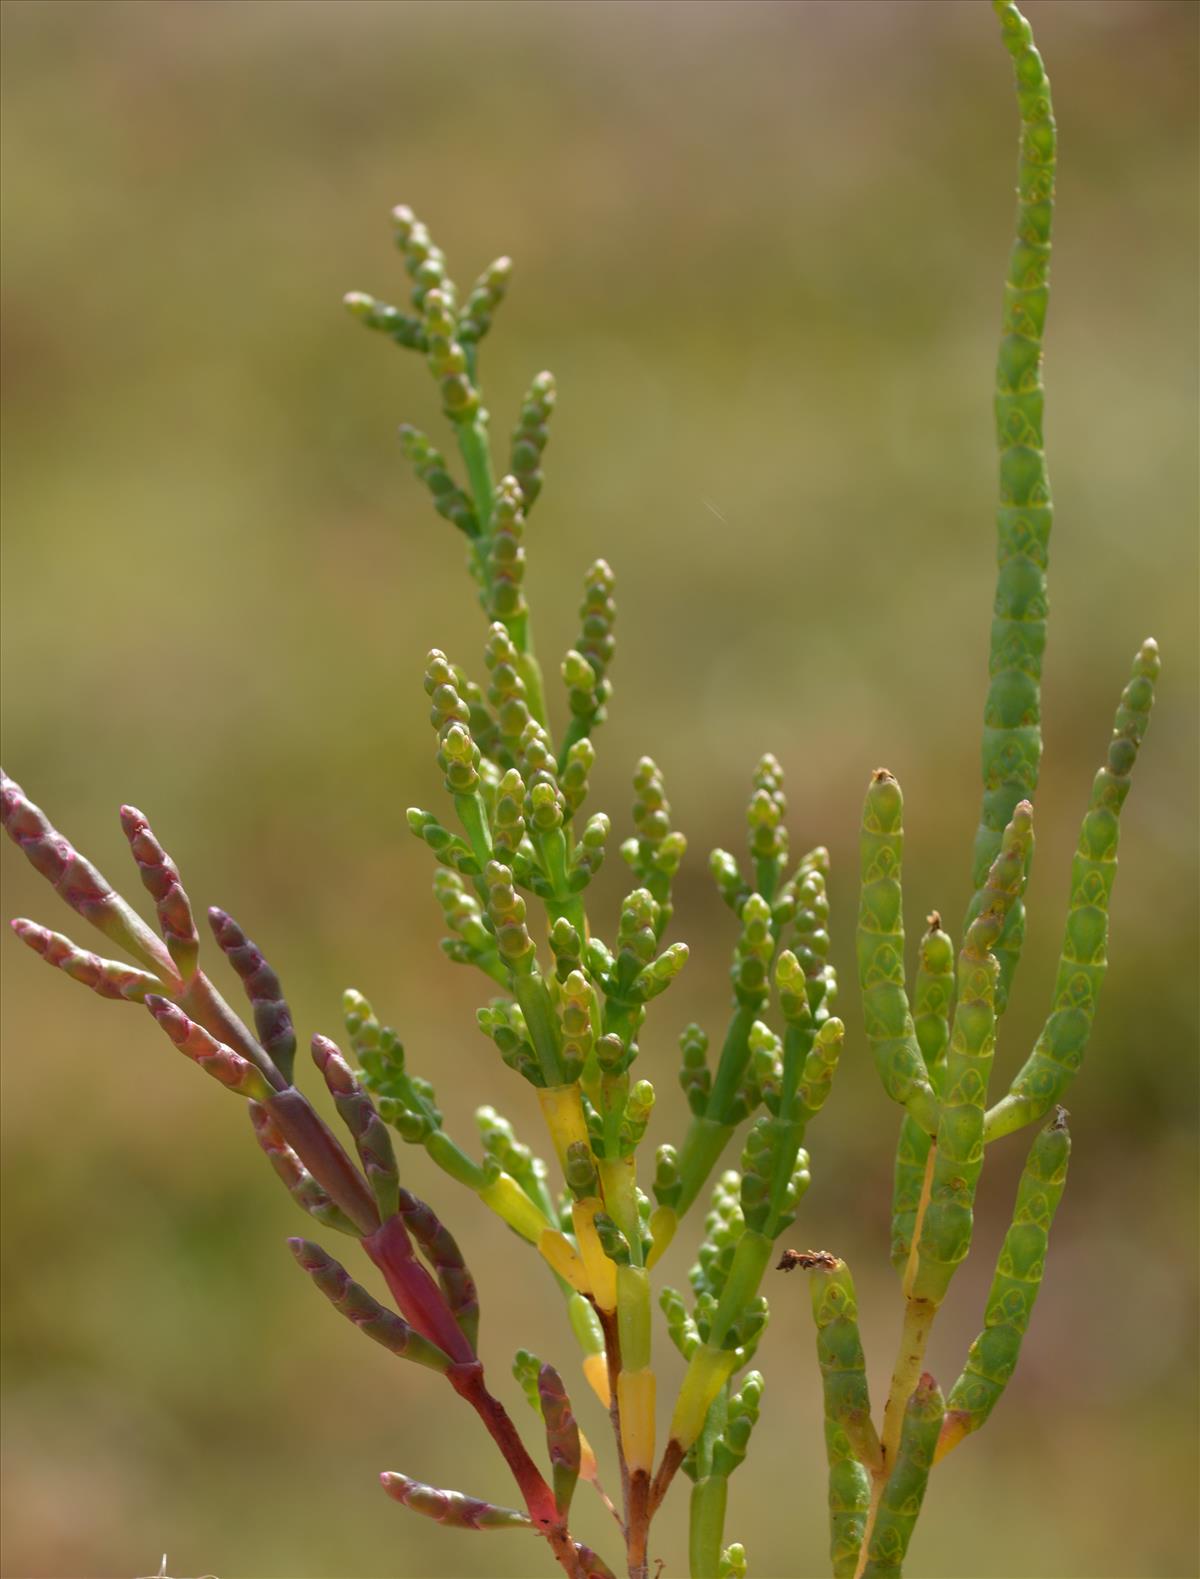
[1,5,1160,1577]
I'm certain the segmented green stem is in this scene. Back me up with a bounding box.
[857,771,938,1134]
[939,1110,1070,1459]
[891,916,955,1272]
[986,640,1160,1140]
[966,0,1058,1012]
[910,805,1033,1307]
[859,1373,944,1578]
[807,1256,882,1577]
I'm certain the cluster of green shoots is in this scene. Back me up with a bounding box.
[0,6,1160,1577]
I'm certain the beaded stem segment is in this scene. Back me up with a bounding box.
[0,772,180,985]
[288,1238,453,1374]
[890,915,956,1274]
[119,807,200,982]
[859,1373,944,1578]
[144,995,275,1101]
[396,1186,480,1355]
[511,371,555,511]
[248,1103,361,1237]
[208,907,298,1083]
[857,771,939,1135]
[11,918,162,1002]
[938,1110,1070,1460]
[538,1362,583,1517]
[798,1253,881,1577]
[986,640,1160,1141]
[311,1033,401,1223]
[910,805,1033,1308]
[966,0,1058,1013]
[380,1472,532,1531]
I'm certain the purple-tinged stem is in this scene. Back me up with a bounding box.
[208,907,297,1082]
[12,918,161,1001]
[397,1186,479,1353]
[312,1034,400,1220]
[249,1104,360,1236]
[265,1085,380,1235]
[145,995,274,1100]
[288,1237,452,1373]
[379,1471,532,1530]
[363,1213,473,1363]
[446,1360,564,1534]
[1,770,180,987]
[179,969,287,1090]
[119,806,200,982]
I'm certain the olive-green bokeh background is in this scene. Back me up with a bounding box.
[2,2,1196,1576]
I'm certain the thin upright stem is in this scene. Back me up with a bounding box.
[599,1307,630,1528]
[855,1144,938,1579]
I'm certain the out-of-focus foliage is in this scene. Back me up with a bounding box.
[1,3,1195,1576]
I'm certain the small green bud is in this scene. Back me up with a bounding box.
[477,999,541,1085]
[509,370,555,509]
[747,752,788,898]
[654,1143,682,1209]
[487,477,528,628]
[595,1031,633,1076]
[549,917,582,980]
[526,777,565,834]
[343,290,428,352]
[571,811,610,889]
[732,892,774,1006]
[710,847,748,913]
[558,969,594,1081]
[458,255,512,344]
[618,888,661,967]
[620,1079,656,1154]
[483,861,535,970]
[565,1139,599,1200]
[491,767,527,859]
[406,808,481,876]
[484,623,531,753]
[660,1285,700,1359]
[630,940,689,1003]
[774,948,811,1026]
[557,738,594,820]
[398,424,477,536]
[679,1023,710,1116]
[748,1020,783,1116]
[592,1211,631,1265]
[719,1544,747,1579]
[519,718,558,786]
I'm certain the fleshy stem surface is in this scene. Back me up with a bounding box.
[857,771,939,1134]
[858,1373,944,1579]
[985,640,1160,1140]
[889,916,955,1273]
[909,805,1033,1308]
[938,1110,1070,1459]
[965,0,1058,1013]
[807,1257,882,1578]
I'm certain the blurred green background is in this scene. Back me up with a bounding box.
[2,2,1196,1576]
